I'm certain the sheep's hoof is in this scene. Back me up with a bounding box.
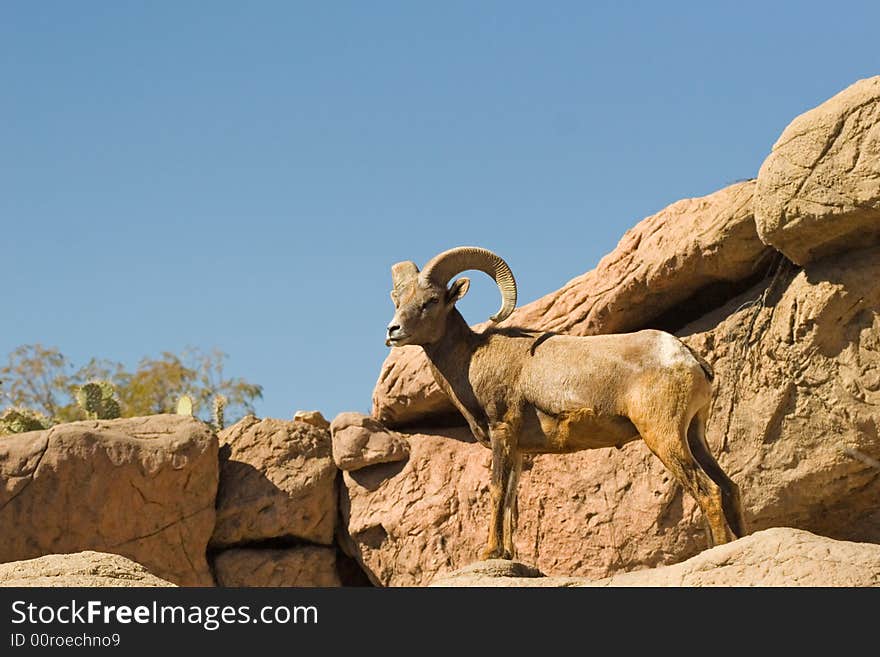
[481,548,513,560]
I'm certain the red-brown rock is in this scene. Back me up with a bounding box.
[330,412,409,472]
[0,415,217,586]
[211,416,337,548]
[213,547,341,587]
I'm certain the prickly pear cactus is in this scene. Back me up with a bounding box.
[176,395,194,416]
[0,407,51,435]
[96,380,116,401]
[212,394,227,432]
[75,380,121,420]
[101,396,121,419]
[75,382,101,417]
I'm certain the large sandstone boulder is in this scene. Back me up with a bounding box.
[211,416,337,548]
[755,76,880,264]
[0,415,217,586]
[0,551,175,587]
[342,245,880,586]
[213,547,341,587]
[330,412,410,472]
[430,528,880,587]
[373,180,772,426]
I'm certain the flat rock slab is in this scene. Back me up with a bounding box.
[431,528,880,587]
[0,551,175,587]
[443,559,544,579]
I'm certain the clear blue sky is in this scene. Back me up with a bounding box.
[2,2,878,420]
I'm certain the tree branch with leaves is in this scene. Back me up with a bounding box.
[0,344,262,431]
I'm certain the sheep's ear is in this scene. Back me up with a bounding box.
[447,277,470,304]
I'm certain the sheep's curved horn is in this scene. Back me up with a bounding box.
[421,246,517,322]
[391,261,420,301]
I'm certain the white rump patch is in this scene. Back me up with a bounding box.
[657,333,692,368]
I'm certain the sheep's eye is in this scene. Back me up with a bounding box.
[422,298,439,310]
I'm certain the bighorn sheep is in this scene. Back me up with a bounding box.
[385,246,745,559]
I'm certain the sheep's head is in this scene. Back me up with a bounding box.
[385,247,517,348]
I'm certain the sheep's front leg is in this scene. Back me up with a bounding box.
[483,423,520,560]
[502,450,523,558]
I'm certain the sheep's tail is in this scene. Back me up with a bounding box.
[681,341,715,383]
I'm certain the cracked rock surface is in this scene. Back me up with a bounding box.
[0,415,217,586]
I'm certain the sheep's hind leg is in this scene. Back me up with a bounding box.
[686,406,746,538]
[483,424,519,560]
[636,417,737,547]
